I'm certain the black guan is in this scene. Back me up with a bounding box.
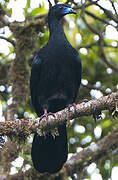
[30,4,82,174]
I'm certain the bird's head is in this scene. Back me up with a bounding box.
[48,4,76,21]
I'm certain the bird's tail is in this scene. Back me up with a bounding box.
[31,124,68,174]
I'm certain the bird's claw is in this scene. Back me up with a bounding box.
[68,103,77,113]
[39,109,55,122]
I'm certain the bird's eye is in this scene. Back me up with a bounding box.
[58,6,63,10]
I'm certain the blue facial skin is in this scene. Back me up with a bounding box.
[63,7,76,15]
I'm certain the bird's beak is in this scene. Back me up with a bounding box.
[63,7,76,15]
[67,7,76,15]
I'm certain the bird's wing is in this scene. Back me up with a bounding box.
[30,54,42,107]
[76,54,82,81]
[73,54,82,100]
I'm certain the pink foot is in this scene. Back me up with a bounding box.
[39,109,55,122]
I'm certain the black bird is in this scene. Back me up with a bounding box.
[30,4,82,174]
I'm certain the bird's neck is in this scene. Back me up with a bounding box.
[48,20,67,42]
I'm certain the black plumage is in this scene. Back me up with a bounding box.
[30,4,82,174]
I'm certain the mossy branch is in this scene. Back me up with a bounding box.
[8,124,118,179]
[0,91,118,137]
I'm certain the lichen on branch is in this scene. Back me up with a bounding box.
[0,91,118,138]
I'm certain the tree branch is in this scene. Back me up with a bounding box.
[81,15,118,73]
[65,125,118,176]
[0,91,118,137]
[8,124,118,179]
[73,0,100,10]
[47,0,52,9]
[109,0,118,17]
[95,2,118,23]
[0,3,10,27]
[99,41,118,73]
[84,10,116,27]
[0,36,15,46]
[81,15,103,38]
[78,41,118,50]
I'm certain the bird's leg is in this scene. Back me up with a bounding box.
[39,109,55,122]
